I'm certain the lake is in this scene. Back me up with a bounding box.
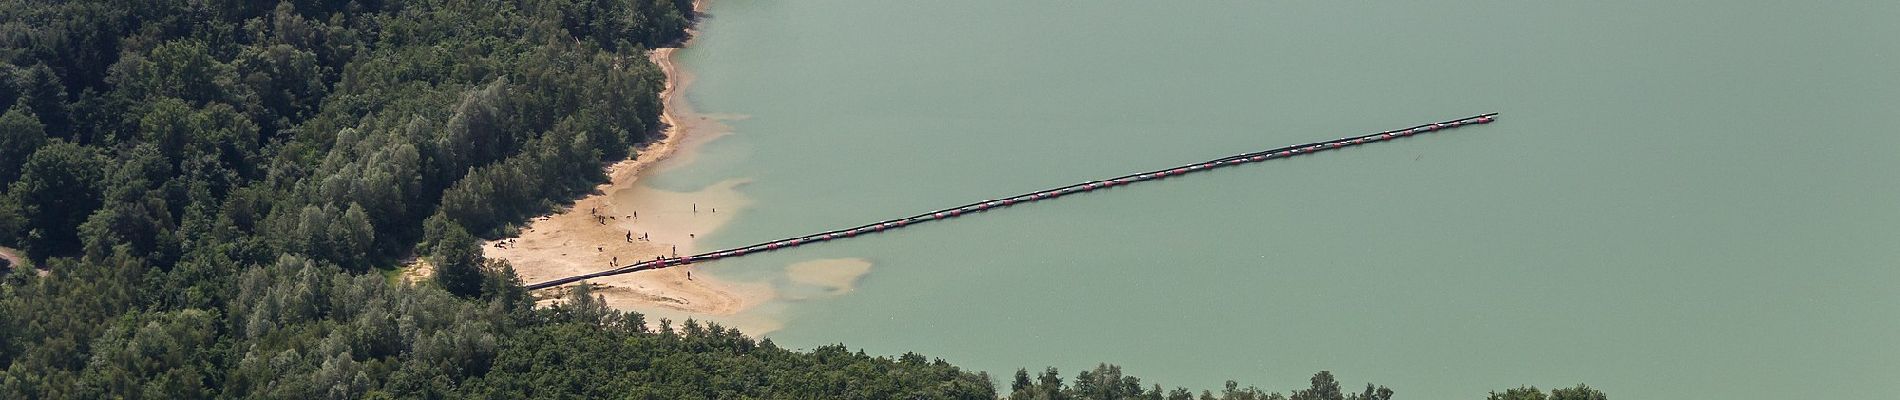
[641,1,1900,398]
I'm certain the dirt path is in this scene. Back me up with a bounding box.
[0,246,20,268]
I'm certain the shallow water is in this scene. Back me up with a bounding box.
[640,1,1900,398]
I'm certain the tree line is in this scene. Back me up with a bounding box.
[0,0,1607,398]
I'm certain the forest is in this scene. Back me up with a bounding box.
[0,1,1605,398]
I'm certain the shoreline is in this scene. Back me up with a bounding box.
[484,0,764,321]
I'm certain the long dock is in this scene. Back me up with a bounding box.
[525,113,1499,290]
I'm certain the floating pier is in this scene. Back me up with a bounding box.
[525,113,1499,290]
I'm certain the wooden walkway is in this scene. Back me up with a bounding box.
[526,113,1500,290]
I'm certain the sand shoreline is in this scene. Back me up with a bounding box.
[481,0,880,336]
[482,0,762,318]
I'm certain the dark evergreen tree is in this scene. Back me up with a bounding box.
[1013,368,1035,395]
[1292,371,1344,400]
[9,65,71,138]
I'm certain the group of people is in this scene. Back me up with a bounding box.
[580,203,713,275]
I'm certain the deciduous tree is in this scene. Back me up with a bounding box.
[430,221,483,298]
[8,141,105,259]
[0,104,46,187]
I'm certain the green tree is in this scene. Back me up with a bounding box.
[1550,384,1607,400]
[73,309,220,399]
[1038,367,1068,400]
[76,145,177,263]
[277,203,375,271]
[135,98,259,171]
[6,64,71,138]
[415,212,458,257]
[8,141,106,259]
[430,221,483,298]
[1013,369,1035,396]
[235,42,327,133]
[1073,364,1145,400]
[107,40,243,106]
[434,80,506,183]
[1487,386,1547,400]
[0,104,47,187]
[1291,371,1344,400]
[338,204,375,265]
[479,259,527,308]
[1351,383,1393,400]
[0,197,18,247]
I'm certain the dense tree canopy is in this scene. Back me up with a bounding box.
[0,0,1607,398]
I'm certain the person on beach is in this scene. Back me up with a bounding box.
[612,256,617,265]
[626,231,633,242]
[687,271,692,280]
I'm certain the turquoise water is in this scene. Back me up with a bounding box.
[643,1,1900,398]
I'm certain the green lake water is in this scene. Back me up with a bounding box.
[640,1,1900,398]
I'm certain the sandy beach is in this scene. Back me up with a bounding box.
[482,0,763,317]
[479,0,883,336]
